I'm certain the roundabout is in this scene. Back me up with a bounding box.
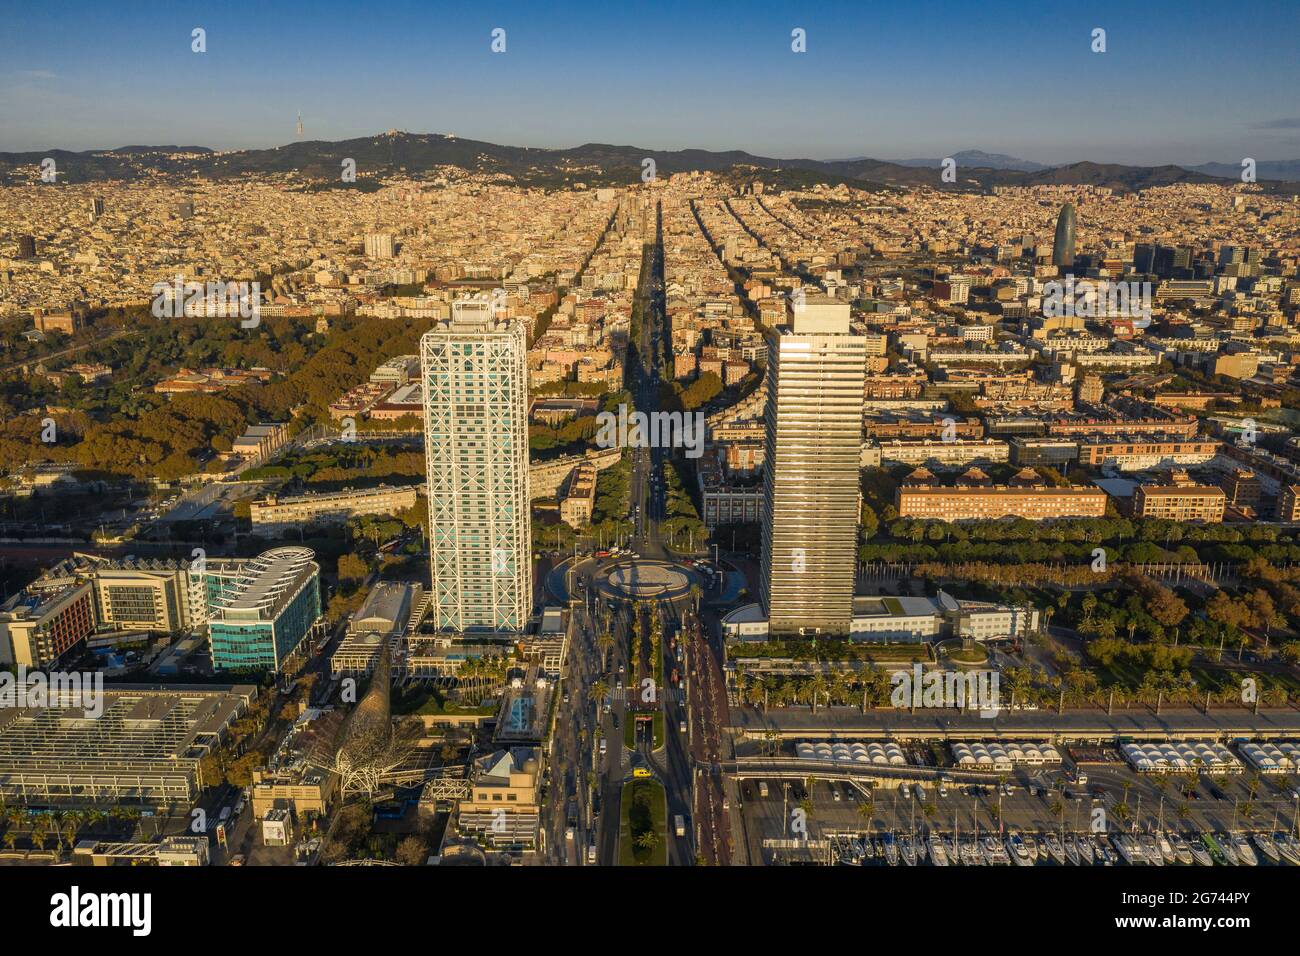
[597,558,698,603]
[544,554,705,604]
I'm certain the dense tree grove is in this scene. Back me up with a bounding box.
[0,314,432,481]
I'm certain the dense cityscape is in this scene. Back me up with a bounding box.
[2,0,1298,936]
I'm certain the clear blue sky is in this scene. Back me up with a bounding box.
[2,0,1298,165]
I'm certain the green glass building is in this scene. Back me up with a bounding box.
[207,547,321,672]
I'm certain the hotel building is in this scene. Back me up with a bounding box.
[421,294,531,634]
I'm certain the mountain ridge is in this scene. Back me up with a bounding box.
[1,132,1296,192]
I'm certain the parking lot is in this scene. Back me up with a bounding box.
[735,759,1300,864]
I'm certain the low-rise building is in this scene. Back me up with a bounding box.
[895,469,1107,521]
[249,483,419,530]
[330,582,424,676]
[456,747,542,848]
[559,463,597,527]
[1132,476,1226,522]
[1077,436,1220,471]
[723,591,1039,644]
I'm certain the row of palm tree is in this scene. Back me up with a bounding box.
[0,803,142,856]
[452,656,511,703]
[734,660,1294,714]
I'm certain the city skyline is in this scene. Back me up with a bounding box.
[2,0,1299,166]
[2,0,1299,909]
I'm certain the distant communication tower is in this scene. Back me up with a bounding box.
[296,112,304,138]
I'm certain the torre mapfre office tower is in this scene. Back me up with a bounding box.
[1052,202,1076,269]
[759,296,867,637]
[421,294,531,633]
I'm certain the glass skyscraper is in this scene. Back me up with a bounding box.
[1052,202,1076,269]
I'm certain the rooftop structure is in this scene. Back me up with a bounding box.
[0,685,256,807]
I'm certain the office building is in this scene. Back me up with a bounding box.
[16,235,36,259]
[208,547,322,672]
[365,233,396,259]
[0,581,95,668]
[92,560,198,633]
[421,294,531,634]
[760,297,867,638]
[1052,203,1076,269]
[724,591,1039,644]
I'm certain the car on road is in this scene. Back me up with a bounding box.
[758,781,769,798]
[633,767,651,779]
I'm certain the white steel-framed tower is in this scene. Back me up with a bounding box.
[421,295,531,633]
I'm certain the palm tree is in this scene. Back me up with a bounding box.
[30,820,49,852]
[857,800,876,831]
[808,675,828,714]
